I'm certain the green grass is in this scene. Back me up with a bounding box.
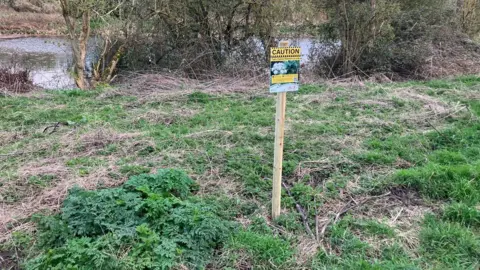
[442,203,480,227]
[227,230,295,268]
[420,215,480,269]
[1,76,480,269]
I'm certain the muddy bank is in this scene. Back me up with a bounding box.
[0,5,65,36]
[0,34,65,40]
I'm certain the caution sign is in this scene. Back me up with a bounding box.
[270,47,301,93]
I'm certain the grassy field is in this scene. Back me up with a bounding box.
[1,76,480,269]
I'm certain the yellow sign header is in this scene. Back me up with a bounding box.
[270,47,301,62]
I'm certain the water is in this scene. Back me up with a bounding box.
[289,38,314,62]
[0,37,98,89]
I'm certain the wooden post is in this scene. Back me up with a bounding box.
[272,91,287,219]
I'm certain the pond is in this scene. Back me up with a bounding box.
[0,37,98,89]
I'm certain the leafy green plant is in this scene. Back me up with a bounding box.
[26,169,234,270]
[26,235,128,270]
[285,60,300,74]
[124,169,197,199]
[61,187,144,237]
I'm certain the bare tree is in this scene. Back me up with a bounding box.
[371,0,376,42]
[59,0,92,90]
[460,0,479,35]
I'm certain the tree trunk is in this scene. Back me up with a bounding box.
[339,0,354,75]
[76,11,90,89]
[457,0,465,14]
[59,0,91,90]
[74,49,87,90]
[371,0,376,43]
[462,0,478,35]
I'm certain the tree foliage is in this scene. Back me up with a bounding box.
[58,0,480,83]
[311,0,480,78]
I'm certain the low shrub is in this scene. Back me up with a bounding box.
[0,68,34,93]
[312,0,480,79]
[25,169,235,270]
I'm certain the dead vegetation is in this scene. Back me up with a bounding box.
[0,132,26,147]
[308,186,432,257]
[0,4,64,36]
[115,72,268,100]
[9,0,60,13]
[0,249,20,270]
[0,69,34,94]
[423,32,480,78]
[0,127,154,240]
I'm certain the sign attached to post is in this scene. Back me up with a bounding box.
[270,40,300,220]
[270,46,301,93]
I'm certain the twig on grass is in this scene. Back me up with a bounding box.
[319,192,392,238]
[183,130,233,138]
[43,122,68,134]
[425,119,453,143]
[391,207,404,223]
[0,151,26,157]
[335,192,392,223]
[282,182,315,238]
[315,198,320,242]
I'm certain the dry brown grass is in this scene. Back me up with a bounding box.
[422,34,480,79]
[18,158,69,181]
[196,163,243,196]
[0,127,153,240]
[314,186,433,256]
[295,236,320,266]
[392,89,471,130]
[0,131,26,147]
[133,107,199,126]
[114,72,268,101]
[0,6,64,36]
